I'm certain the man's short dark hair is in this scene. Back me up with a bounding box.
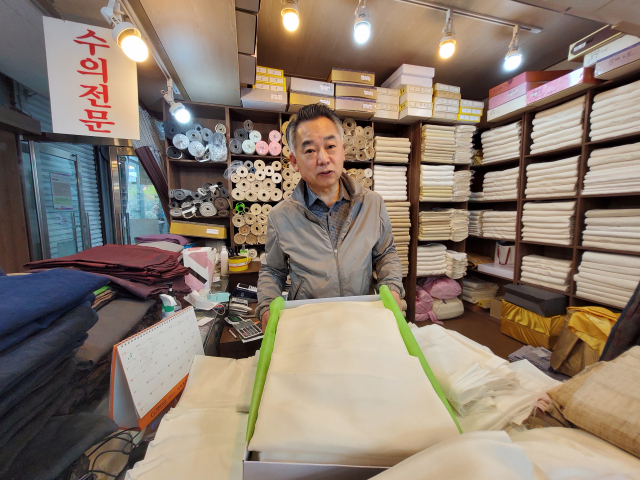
[286,104,344,153]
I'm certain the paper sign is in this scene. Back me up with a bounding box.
[50,172,73,210]
[43,17,140,140]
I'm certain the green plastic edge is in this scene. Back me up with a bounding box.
[246,296,284,443]
[378,285,462,433]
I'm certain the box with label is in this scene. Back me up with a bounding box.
[568,25,625,61]
[257,65,284,77]
[290,77,335,96]
[170,221,227,239]
[241,87,287,112]
[595,42,640,80]
[256,74,285,86]
[460,99,484,108]
[457,114,481,123]
[488,82,544,109]
[434,83,460,93]
[376,87,400,105]
[253,84,285,92]
[400,100,433,111]
[400,91,433,104]
[375,103,399,113]
[583,34,640,67]
[288,92,335,112]
[385,75,433,89]
[398,107,432,123]
[432,112,457,121]
[328,68,374,86]
[459,106,483,115]
[434,90,461,100]
[334,97,376,118]
[489,71,572,98]
[526,67,600,107]
[382,64,435,88]
[399,85,433,96]
[434,97,459,107]
[487,95,527,121]
[434,104,458,113]
[334,83,376,100]
[373,108,400,121]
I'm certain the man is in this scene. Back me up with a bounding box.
[256,104,404,326]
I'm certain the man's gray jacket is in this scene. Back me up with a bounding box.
[256,172,404,320]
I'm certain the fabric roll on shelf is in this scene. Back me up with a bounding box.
[520,255,573,293]
[373,165,408,201]
[477,166,519,201]
[530,96,585,155]
[345,168,373,191]
[525,156,579,199]
[386,201,411,278]
[416,243,448,276]
[574,251,640,308]
[344,119,375,161]
[418,209,469,242]
[421,125,456,164]
[454,125,477,165]
[420,164,453,201]
[480,121,522,165]
[582,141,640,195]
[480,210,517,240]
[582,208,640,253]
[373,136,409,164]
[521,201,576,246]
[590,78,640,141]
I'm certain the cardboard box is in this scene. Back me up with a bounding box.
[375,103,399,112]
[257,65,284,77]
[328,68,375,86]
[595,42,640,80]
[568,25,625,61]
[487,95,527,121]
[256,74,285,86]
[334,83,376,100]
[460,99,484,108]
[382,64,435,88]
[377,87,400,105]
[240,87,287,111]
[434,97,459,106]
[431,112,457,121]
[459,106,483,115]
[386,75,433,89]
[526,67,601,107]
[288,92,334,112]
[434,83,460,93]
[290,77,334,96]
[373,109,400,121]
[457,113,481,123]
[170,220,227,239]
[253,83,285,92]
[398,107,432,123]
[488,82,545,110]
[489,71,572,98]
[334,97,375,118]
[399,85,433,96]
[490,296,504,320]
[434,90,461,100]
[583,34,640,67]
[434,104,458,113]
[399,91,432,104]
[400,100,433,111]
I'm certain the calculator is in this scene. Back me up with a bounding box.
[226,315,263,341]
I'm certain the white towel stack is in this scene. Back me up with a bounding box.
[521,201,576,246]
[530,96,585,155]
[374,136,411,164]
[421,125,456,164]
[418,209,469,242]
[453,170,473,201]
[469,210,490,236]
[480,210,517,240]
[462,277,499,304]
[416,243,447,276]
[446,250,468,279]
[480,122,522,165]
[525,156,579,199]
[575,251,640,308]
[520,255,573,293]
[373,165,407,201]
[481,166,519,201]
[420,165,454,201]
[582,142,640,195]
[387,202,411,277]
[582,208,640,253]
[590,78,640,141]
[454,125,477,165]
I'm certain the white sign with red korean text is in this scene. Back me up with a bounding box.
[43,17,140,140]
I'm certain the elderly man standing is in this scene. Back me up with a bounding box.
[256,104,404,326]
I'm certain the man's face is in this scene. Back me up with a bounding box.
[289,117,345,192]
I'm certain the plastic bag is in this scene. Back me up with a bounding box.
[419,276,462,300]
[415,286,440,324]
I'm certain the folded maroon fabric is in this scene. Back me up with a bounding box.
[134,234,192,246]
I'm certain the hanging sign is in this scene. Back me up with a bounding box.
[50,172,73,210]
[42,17,140,140]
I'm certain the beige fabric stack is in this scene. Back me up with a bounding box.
[469,210,490,236]
[530,96,585,154]
[420,164,454,200]
[416,243,448,276]
[525,156,579,199]
[480,122,521,165]
[520,255,573,293]
[574,251,640,308]
[452,170,473,201]
[590,78,640,141]
[387,202,411,277]
[521,201,576,246]
[582,142,640,195]
[480,211,517,240]
[481,166,519,201]
[373,165,408,201]
[421,125,456,163]
[582,208,640,253]
[446,250,468,279]
[454,125,477,165]
[374,136,410,164]
[419,209,469,242]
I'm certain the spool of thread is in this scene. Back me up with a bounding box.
[229,255,251,272]
[250,203,262,215]
[167,146,183,159]
[262,204,272,214]
[269,130,281,143]
[255,141,269,155]
[249,130,262,142]
[215,123,226,134]
[282,146,290,158]
[268,142,281,156]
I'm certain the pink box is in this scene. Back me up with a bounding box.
[488,82,545,110]
[526,67,600,107]
[489,71,571,98]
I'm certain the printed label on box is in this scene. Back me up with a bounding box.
[254,84,269,90]
[363,103,373,110]
[256,74,269,82]
[319,83,332,91]
[256,66,267,74]
[206,229,219,234]
[320,99,330,105]
[267,68,284,77]
[363,89,374,96]
[271,94,283,100]
[361,74,371,81]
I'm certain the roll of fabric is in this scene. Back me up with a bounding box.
[480,122,522,165]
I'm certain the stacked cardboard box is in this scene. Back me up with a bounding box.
[381,65,435,123]
[329,69,376,119]
[374,87,400,121]
[458,99,484,123]
[432,83,460,122]
[288,78,335,112]
[241,65,288,111]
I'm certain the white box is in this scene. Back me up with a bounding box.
[486,95,527,121]
[434,83,461,93]
[459,107,482,115]
[431,112,457,121]
[386,75,433,89]
[376,87,400,105]
[434,104,458,113]
[373,109,400,121]
[241,87,287,111]
[256,66,267,74]
[584,34,640,67]
[457,114,481,123]
[253,84,285,92]
[375,103,399,112]
[289,77,334,96]
[398,107,433,123]
[382,64,435,88]
[478,263,514,280]
[434,97,459,106]
[400,91,433,104]
[460,99,484,108]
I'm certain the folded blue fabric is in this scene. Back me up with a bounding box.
[0,269,107,348]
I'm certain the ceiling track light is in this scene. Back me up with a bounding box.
[162,79,191,124]
[504,25,523,71]
[101,0,149,62]
[439,9,455,59]
[281,0,300,32]
[354,0,371,44]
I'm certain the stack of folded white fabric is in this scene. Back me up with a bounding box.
[451,209,470,241]
[520,255,573,293]
[453,170,473,201]
[582,142,640,195]
[480,210,517,240]
[387,201,411,277]
[446,251,468,279]
[582,208,640,253]
[419,209,469,241]
[373,165,407,201]
[590,78,640,141]
[481,166,519,200]
[454,125,477,165]
[420,165,454,201]
[530,96,585,154]
[416,244,447,276]
[521,201,576,245]
[421,125,456,163]
[525,156,579,199]
[575,251,640,308]
[469,191,484,201]
[374,136,411,164]
[462,277,499,304]
[469,210,490,236]
[480,122,522,165]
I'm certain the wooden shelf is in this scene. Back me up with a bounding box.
[519,240,573,248]
[581,191,640,198]
[468,235,516,242]
[470,268,514,281]
[168,159,228,168]
[469,199,517,203]
[577,246,640,257]
[230,154,282,159]
[373,161,409,166]
[523,195,578,201]
[470,158,519,169]
[586,131,640,148]
[573,294,624,311]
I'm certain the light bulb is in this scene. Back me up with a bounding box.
[439,40,455,59]
[282,11,299,31]
[120,34,149,62]
[354,22,371,44]
[173,105,191,124]
[504,52,522,71]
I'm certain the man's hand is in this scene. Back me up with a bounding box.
[261,310,270,331]
[391,290,402,310]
